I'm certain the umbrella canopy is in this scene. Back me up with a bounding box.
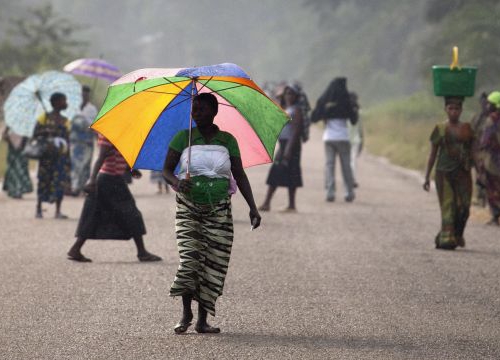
[63,58,122,82]
[91,63,290,171]
[3,71,82,137]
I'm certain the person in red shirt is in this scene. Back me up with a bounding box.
[67,134,161,262]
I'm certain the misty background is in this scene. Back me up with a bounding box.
[1,0,499,104]
[1,0,499,171]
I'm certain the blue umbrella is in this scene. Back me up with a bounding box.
[3,71,82,137]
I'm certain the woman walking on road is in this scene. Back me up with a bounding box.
[163,93,261,334]
[34,93,71,219]
[68,133,162,263]
[259,84,304,212]
[477,91,500,226]
[423,96,474,250]
[311,77,358,202]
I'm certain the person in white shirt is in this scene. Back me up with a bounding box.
[69,85,98,196]
[311,77,358,202]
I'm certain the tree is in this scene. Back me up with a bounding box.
[0,3,87,76]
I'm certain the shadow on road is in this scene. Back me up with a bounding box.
[216,332,418,352]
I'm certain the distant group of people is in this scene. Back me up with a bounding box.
[258,77,363,212]
[424,91,500,250]
[2,86,97,218]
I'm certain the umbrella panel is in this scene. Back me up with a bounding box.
[91,80,191,166]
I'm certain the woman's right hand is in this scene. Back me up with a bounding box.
[83,181,97,194]
[176,179,192,194]
[423,179,430,192]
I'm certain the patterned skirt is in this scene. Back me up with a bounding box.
[170,193,234,316]
[70,141,93,193]
[435,168,472,248]
[2,144,33,198]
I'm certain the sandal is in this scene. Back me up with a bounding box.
[174,320,192,334]
[194,324,221,334]
[138,253,162,262]
[67,252,92,262]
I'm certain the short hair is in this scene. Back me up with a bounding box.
[444,96,464,106]
[50,92,66,106]
[82,85,91,93]
[193,93,218,115]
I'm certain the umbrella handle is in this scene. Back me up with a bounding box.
[34,90,48,113]
[186,78,197,178]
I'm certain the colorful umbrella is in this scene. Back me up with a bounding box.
[91,63,290,171]
[3,71,82,137]
[63,58,122,83]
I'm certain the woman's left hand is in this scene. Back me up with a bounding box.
[131,169,142,179]
[249,209,261,230]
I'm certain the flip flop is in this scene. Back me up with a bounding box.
[194,324,221,334]
[67,253,92,262]
[138,253,162,262]
[174,321,192,334]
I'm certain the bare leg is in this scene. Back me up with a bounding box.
[287,186,297,209]
[134,235,162,261]
[36,199,42,218]
[55,198,68,218]
[259,185,277,211]
[195,303,220,333]
[174,295,193,333]
[67,237,91,262]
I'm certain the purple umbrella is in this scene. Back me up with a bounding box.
[63,58,122,83]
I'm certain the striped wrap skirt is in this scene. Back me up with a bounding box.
[170,193,234,316]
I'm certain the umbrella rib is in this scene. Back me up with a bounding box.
[160,96,193,112]
[204,84,245,94]
[162,77,192,97]
[196,76,213,93]
[143,90,191,97]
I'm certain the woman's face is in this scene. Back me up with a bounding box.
[284,88,298,105]
[445,103,462,122]
[489,104,500,121]
[192,99,215,127]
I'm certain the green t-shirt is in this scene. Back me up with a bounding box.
[169,127,240,204]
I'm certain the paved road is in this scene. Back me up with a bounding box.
[1,127,499,359]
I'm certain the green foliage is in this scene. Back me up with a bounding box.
[422,2,500,92]
[305,0,500,104]
[0,3,87,76]
[364,91,480,170]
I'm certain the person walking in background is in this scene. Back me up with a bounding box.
[423,96,474,250]
[34,93,71,219]
[470,92,489,207]
[68,133,162,263]
[150,170,169,194]
[163,93,261,334]
[1,126,33,198]
[311,77,358,202]
[259,84,304,212]
[69,85,97,196]
[477,91,500,226]
[348,92,363,188]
